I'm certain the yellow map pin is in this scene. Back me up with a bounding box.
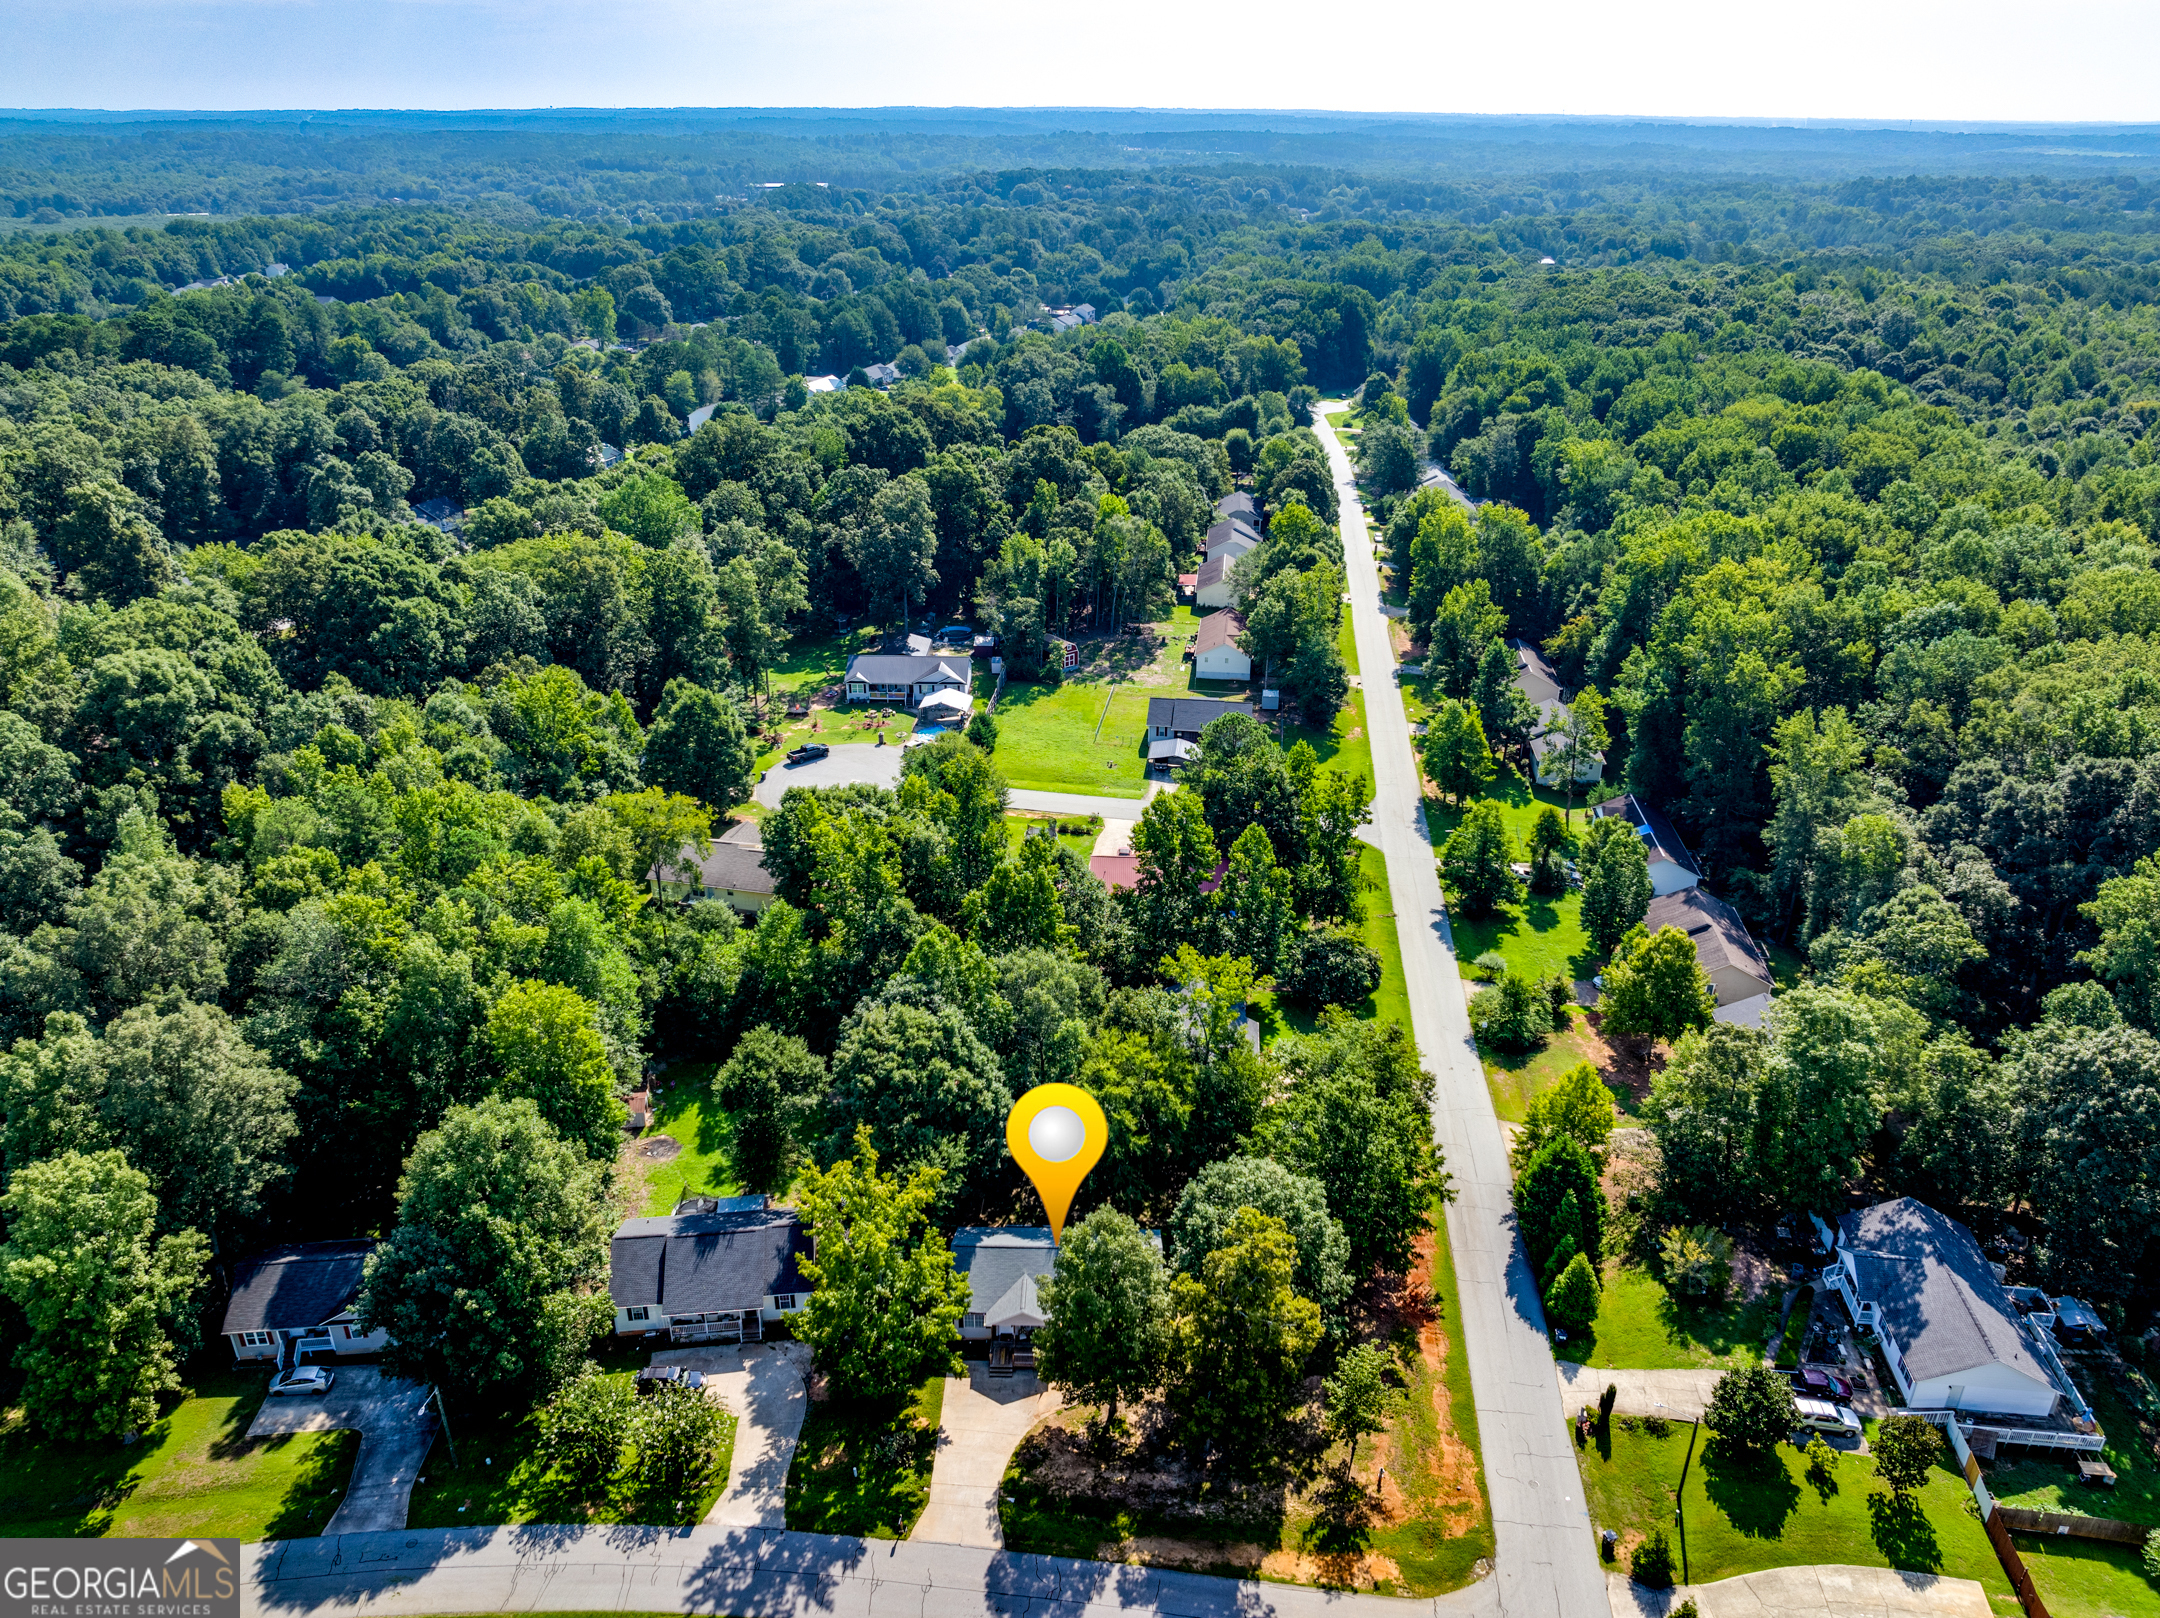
[1006,1083,1107,1243]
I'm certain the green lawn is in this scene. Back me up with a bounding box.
[639,1067,740,1216]
[0,1368,357,1540]
[1286,686,1374,793]
[1989,1375,2160,1528]
[785,1377,944,1538]
[1251,845,1410,1042]
[1449,889,1595,988]
[986,680,1152,798]
[1428,766,1596,850]
[1481,1008,1610,1123]
[406,1368,734,1529]
[1577,1420,2012,1601]
[1004,812,1101,857]
[1563,1264,1783,1371]
[2013,1533,2159,1618]
[1338,603,1360,677]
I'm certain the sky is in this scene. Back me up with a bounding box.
[5,0,2158,124]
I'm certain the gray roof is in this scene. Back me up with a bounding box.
[1206,519,1260,552]
[609,1210,809,1313]
[1147,695,1255,733]
[846,654,969,687]
[654,841,774,895]
[1510,638,1563,708]
[1645,888,1772,993]
[1196,555,1234,590]
[952,1227,1059,1325]
[1590,793,1701,879]
[1215,491,1257,520]
[1838,1199,2051,1389]
[221,1241,376,1335]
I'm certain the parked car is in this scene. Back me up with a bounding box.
[270,1366,335,1398]
[1796,1366,1853,1400]
[634,1365,704,1398]
[1792,1396,1863,1439]
[785,743,829,765]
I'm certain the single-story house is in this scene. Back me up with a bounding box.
[1195,553,1239,608]
[1147,694,1254,742]
[222,1241,390,1364]
[1643,888,1773,1007]
[845,653,971,708]
[1090,852,1141,890]
[1215,491,1258,524]
[804,374,844,394]
[651,841,777,914]
[609,1203,811,1344]
[1588,793,1701,895]
[1823,1199,2090,1423]
[1205,519,1261,562]
[1192,610,1252,680]
[863,361,901,387]
[1509,638,1564,709]
[952,1226,1159,1369]
[1527,701,1605,787]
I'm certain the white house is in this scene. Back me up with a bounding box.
[1510,638,1564,708]
[609,1201,810,1344]
[1587,793,1701,895]
[951,1225,1161,1372]
[1643,888,1773,1007]
[844,652,971,709]
[1191,609,1252,680]
[1195,553,1239,609]
[1205,518,1261,563]
[1528,702,1605,787]
[1823,1199,2093,1425]
[650,841,777,915]
[221,1241,391,1364]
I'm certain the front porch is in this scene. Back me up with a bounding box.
[669,1309,765,1345]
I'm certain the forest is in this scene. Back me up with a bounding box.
[0,119,2158,1440]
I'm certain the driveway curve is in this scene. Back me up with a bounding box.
[910,1366,1062,1548]
[648,1341,811,1527]
[245,1364,435,1536]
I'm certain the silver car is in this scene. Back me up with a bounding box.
[270,1365,336,1397]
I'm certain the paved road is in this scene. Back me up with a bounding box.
[1316,404,1607,1618]
[246,1366,435,1537]
[754,743,1162,820]
[244,1523,1502,1617]
[911,1366,1062,1548]
[1606,1566,1989,1618]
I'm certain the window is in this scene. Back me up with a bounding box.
[625,1306,651,1323]
[774,1294,797,1312]
[239,1331,273,1347]
[963,1313,984,1329]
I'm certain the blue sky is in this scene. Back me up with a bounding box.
[6,0,2157,123]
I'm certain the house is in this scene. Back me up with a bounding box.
[1822,1199,2096,1428]
[1205,519,1262,563]
[650,841,777,915]
[1192,610,1252,680]
[1147,694,1254,742]
[951,1225,1157,1371]
[1587,793,1701,895]
[1091,851,1227,892]
[1195,553,1239,608]
[844,653,971,708]
[1215,491,1258,524]
[1527,704,1605,787]
[221,1241,390,1364]
[609,1202,811,1344]
[1643,888,1773,1008]
[412,497,465,533]
[1072,304,1098,324]
[862,361,901,387]
[1509,638,1564,708]
[804,374,844,393]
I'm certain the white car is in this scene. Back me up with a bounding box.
[270,1365,336,1397]
[1792,1395,1861,1439]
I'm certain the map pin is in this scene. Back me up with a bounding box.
[1006,1083,1107,1243]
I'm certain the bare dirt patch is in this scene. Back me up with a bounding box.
[1576,1009,1667,1109]
[636,1134,683,1162]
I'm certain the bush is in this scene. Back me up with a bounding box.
[1659,1225,1736,1299]
[1672,1602,1700,1618]
[2144,1525,2160,1580]
[965,710,998,751]
[631,1379,733,1500]
[1631,1529,1675,1588]
[1471,970,1549,1052]
[1545,1252,1600,1334]
[1704,1363,1798,1453]
[539,1367,636,1488]
[1543,973,1574,1028]
[1473,950,1509,980]
[1804,1434,1838,1487]
[1281,928,1384,1009]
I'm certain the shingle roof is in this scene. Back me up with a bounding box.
[1644,888,1772,992]
[1193,610,1246,656]
[1215,492,1258,521]
[609,1210,809,1313]
[1196,555,1234,590]
[1510,638,1563,708]
[221,1242,376,1335]
[654,842,775,895]
[845,654,968,686]
[1838,1199,2052,1390]
[952,1227,1059,1325]
[1205,519,1260,555]
[1590,793,1701,878]
[1146,695,1255,733]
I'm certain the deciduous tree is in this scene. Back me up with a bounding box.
[1035,1206,1172,1439]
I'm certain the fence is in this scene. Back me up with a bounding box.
[1982,1505,2049,1618]
[1992,1507,2149,1545]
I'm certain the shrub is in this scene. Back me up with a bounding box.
[1473,950,1509,980]
[1543,973,1574,1028]
[965,710,998,751]
[1804,1434,1838,1487]
[631,1379,733,1501]
[1872,1413,1943,1497]
[1659,1225,1736,1299]
[1280,928,1383,1009]
[1471,970,1549,1052]
[2143,1525,2160,1580]
[1672,1602,1700,1618]
[539,1367,636,1488]
[1545,1252,1600,1333]
[1631,1529,1675,1589]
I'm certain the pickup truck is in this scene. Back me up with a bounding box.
[785,742,830,764]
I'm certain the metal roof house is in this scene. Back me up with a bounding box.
[1643,888,1774,1010]
[844,653,971,709]
[609,1203,810,1344]
[221,1241,389,1364]
[1588,793,1701,896]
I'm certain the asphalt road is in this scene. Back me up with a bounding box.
[1315,404,1608,1618]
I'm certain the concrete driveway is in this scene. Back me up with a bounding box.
[909,1365,1062,1548]
[1607,1566,1990,1618]
[246,1364,435,1535]
[1558,1363,1729,1422]
[648,1341,811,1527]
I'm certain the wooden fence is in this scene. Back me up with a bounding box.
[1982,1506,2049,1618]
[1993,1506,2149,1545]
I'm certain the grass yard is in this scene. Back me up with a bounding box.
[635,1067,740,1216]
[1989,1374,2160,1528]
[1286,686,1373,792]
[1481,1009,1608,1122]
[1449,888,1595,988]
[1577,1419,2012,1603]
[2012,1534,2159,1618]
[1428,766,1596,850]
[987,680,1153,798]
[406,1368,734,1529]
[1251,845,1410,1042]
[0,1368,357,1540]
[1564,1263,1783,1371]
[1004,811,1101,857]
[1338,603,1360,677]
[784,1377,943,1538]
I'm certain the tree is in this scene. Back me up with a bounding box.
[2009,1023,2160,1300]
[1279,928,1381,1010]
[603,786,713,887]
[1510,1061,1617,1173]
[1544,1251,1600,1334]
[1631,1531,1676,1590]
[0,1149,206,1440]
[1515,1136,1603,1285]
[1550,689,1610,822]
[2081,853,2160,1032]
[1358,422,1423,498]
[1580,831,1652,954]
[1758,986,1888,1214]
[1267,1064,1445,1279]
[822,999,1011,1208]
[851,473,940,634]
[1525,805,1569,895]
[713,1026,827,1194]
[1169,1155,1351,1323]
[791,1127,970,1402]
[1421,699,1494,808]
[1167,1207,1323,1466]
[1599,926,1716,1045]
[965,710,998,751]
[632,1378,734,1504]
[1658,1225,1735,1298]
[1439,800,1521,917]
[541,1366,637,1489]
[1216,823,1298,975]
[1426,580,1506,696]
[641,680,756,814]
[486,980,626,1158]
[1127,790,1221,966]
[361,1096,612,1402]
[1704,1363,1798,1454]
[1323,1342,1394,1466]
[1471,969,1550,1053]
[1870,1413,1942,1498]
[1035,1206,1172,1440]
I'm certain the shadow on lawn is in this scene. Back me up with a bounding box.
[261,1429,359,1541]
[1698,1438,1801,1540]
[1865,1488,1942,1571]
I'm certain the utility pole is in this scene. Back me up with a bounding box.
[430,1384,459,1468]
